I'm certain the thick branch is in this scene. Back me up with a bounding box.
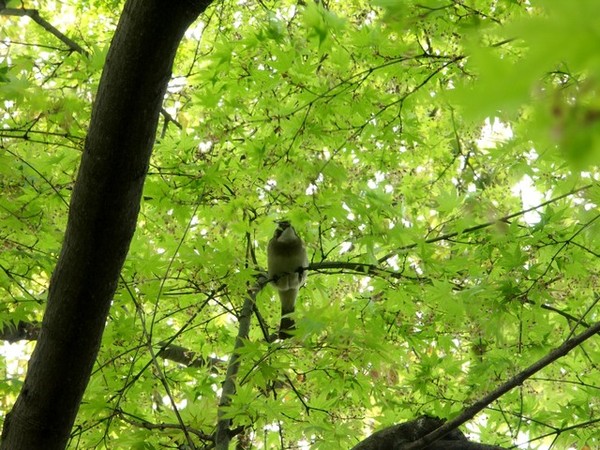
[0,320,224,371]
[401,320,600,450]
[351,416,506,450]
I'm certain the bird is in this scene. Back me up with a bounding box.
[267,221,308,339]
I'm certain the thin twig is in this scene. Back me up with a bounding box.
[116,408,212,440]
[379,184,593,264]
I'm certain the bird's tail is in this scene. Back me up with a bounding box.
[278,289,298,339]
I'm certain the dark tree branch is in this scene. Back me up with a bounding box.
[0,7,89,56]
[0,320,226,371]
[351,416,507,450]
[116,408,213,441]
[0,321,39,343]
[401,320,600,450]
[309,260,422,281]
[157,343,224,371]
[0,7,179,131]
[354,321,600,450]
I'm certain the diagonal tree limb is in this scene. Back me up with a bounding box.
[1,7,88,56]
[214,285,260,449]
[378,184,594,264]
[401,320,600,450]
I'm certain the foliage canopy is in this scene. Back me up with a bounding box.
[1,0,599,448]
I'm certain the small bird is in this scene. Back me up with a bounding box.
[267,221,308,339]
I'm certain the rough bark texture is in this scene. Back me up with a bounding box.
[0,1,210,449]
[351,416,508,450]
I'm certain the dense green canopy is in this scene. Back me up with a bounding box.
[1,0,599,448]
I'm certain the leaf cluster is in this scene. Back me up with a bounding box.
[0,0,599,448]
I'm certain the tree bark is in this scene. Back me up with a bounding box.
[350,416,507,450]
[0,1,211,449]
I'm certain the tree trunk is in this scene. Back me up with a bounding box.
[0,1,211,448]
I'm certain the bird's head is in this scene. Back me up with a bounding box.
[273,220,298,242]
